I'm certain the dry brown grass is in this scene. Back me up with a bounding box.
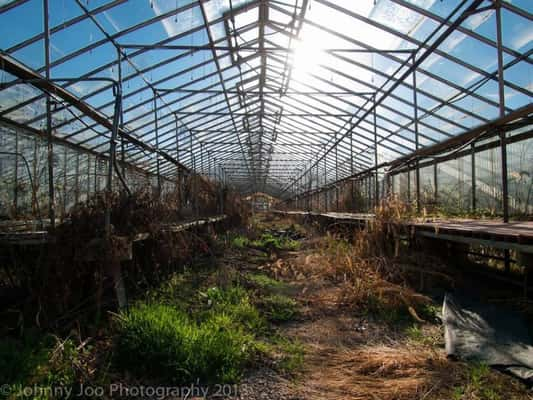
[278,197,453,322]
[299,345,461,400]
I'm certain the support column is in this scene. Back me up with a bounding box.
[117,48,125,176]
[153,90,161,196]
[75,152,80,204]
[471,143,476,212]
[200,142,204,177]
[13,128,19,215]
[434,162,438,205]
[104,83,122,234]
[44,0,55,229]
[335,133,339,211]
[373,94,379,207]
[412,53,421,213]
[324,157,328,212]
[496,1,510,272]
[62,146,67,217]
[350,118,355,210]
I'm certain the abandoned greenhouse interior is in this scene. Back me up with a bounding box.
[0,0,532,398]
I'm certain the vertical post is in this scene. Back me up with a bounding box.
[324,156,327,212]
[13,127,19,215]
[75,152,80,204]
[200,142,204,177]
[94,156,98,193]
[174,114,180,162]
[496,1,510,273]
[316,163,319,211]
[373,94,379,207]
[434,162,438,205]
[350,118,355,210]
[153,90,161,196]
[471,143,476,212]
[412,53,421,213]
[104,84,122,234]
[407,167,411,204]
[175,115,182,210]
[33,137,38,218]
[87,154,91,199]
[335,133,339,211]
[220,162,224,212]
[117,47,125,176]
[62,147,67,216]
[44,0,55,229]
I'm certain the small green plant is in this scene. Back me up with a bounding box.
[470,362,490,388]
[255,336,304,374]
[202,286,267,333]
[114,303,255,384]
[364,292,410,325]
[231,235,250,249]
[452,386,465,400]
[251,233,300,251]
[247,273,287,291]
[405,324,424,342]
[451,362,502,400]
[418,303,440,322]
[276,338,304,373]
[261,294,298,322]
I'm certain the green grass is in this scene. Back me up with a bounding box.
[405,324,424,342]
[451,362,503,400]
[255,336,305,374]
[276,338,304,373]
[251,233,301,251]
[260,294,298,323]
[231,235,250,249]
[202,286,267,333]
[418,303,440,322]
[114,303,255,384]
[247,273,288,291]
[231,232,300,252]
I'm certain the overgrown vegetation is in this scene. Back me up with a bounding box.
[231,232,300,252]
[2,211,529,399]
[255,336,305,374]
[247,272,288,291]
[450,362,510,400]
[114,303,254,384]
[260,294,298,323]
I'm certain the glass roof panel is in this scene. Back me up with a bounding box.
[0,0,531,196]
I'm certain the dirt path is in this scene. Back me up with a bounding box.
[236,217,531,400]
[237,253,447,399]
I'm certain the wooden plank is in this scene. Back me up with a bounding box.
[275,210,533,244]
